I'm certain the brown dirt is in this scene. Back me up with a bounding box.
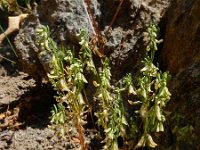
[0,73,35,106]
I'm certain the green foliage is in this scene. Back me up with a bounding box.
[124,22,171,149]
[95,58,112,130]
[36,21,171,150]
[169,112,197,149]
[94,58,128,150]
[37,26,91,150]
[104,87,128,150]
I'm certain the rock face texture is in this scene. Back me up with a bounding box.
[99,0,171,80]
[160,0,200,149]
[14,0,100,80]
[161,0,200,75]
[14,0,171,81]
[14,14,44,81]
[37,0,99,43]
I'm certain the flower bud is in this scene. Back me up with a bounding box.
[155,105,161,121]
[128,85,137,95]
[136,135,146,148]
[78,93,85,104]
[146,134,157,148]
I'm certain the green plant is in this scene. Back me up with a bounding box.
[94,58,128,150]
[103,87,128,150]
[168,112,197,149]
[36,21,171,150]
[37,26,95,150]
[123,22,171,149]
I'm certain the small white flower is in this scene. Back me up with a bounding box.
[78,93,85,104]
[146,134,157,148]
[155,105,162,121]
[59,78,69,91]
[136,135,146,148]
[128,85,137,95]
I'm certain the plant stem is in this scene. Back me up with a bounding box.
[105,0,125,35]
[77,123,86,150]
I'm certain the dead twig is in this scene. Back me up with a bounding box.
[105,0,125,35]
[84,0,125,58]
[0,14,28,44]
[0,107,22,130]
[84,0,105,58]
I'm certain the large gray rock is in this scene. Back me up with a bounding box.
[37,0,100,43]
[159,0,200,149]
[14,0,171,81]
[14,13,44,81]
[15,0,100,80]
[99,0,171,81]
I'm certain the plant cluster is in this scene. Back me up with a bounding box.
[37,27,95,150]
[124,23,171,149]
[169,112,196,149]
[36,22,171,149]
[94,58,128,149]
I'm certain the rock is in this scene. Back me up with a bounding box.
[15,0,100,80]
[161,0,200,75]
[100,0,171,81]
[14,13,45,81]
[37,0,100,43]
[160,0,200,149]
[14,0,171,82]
